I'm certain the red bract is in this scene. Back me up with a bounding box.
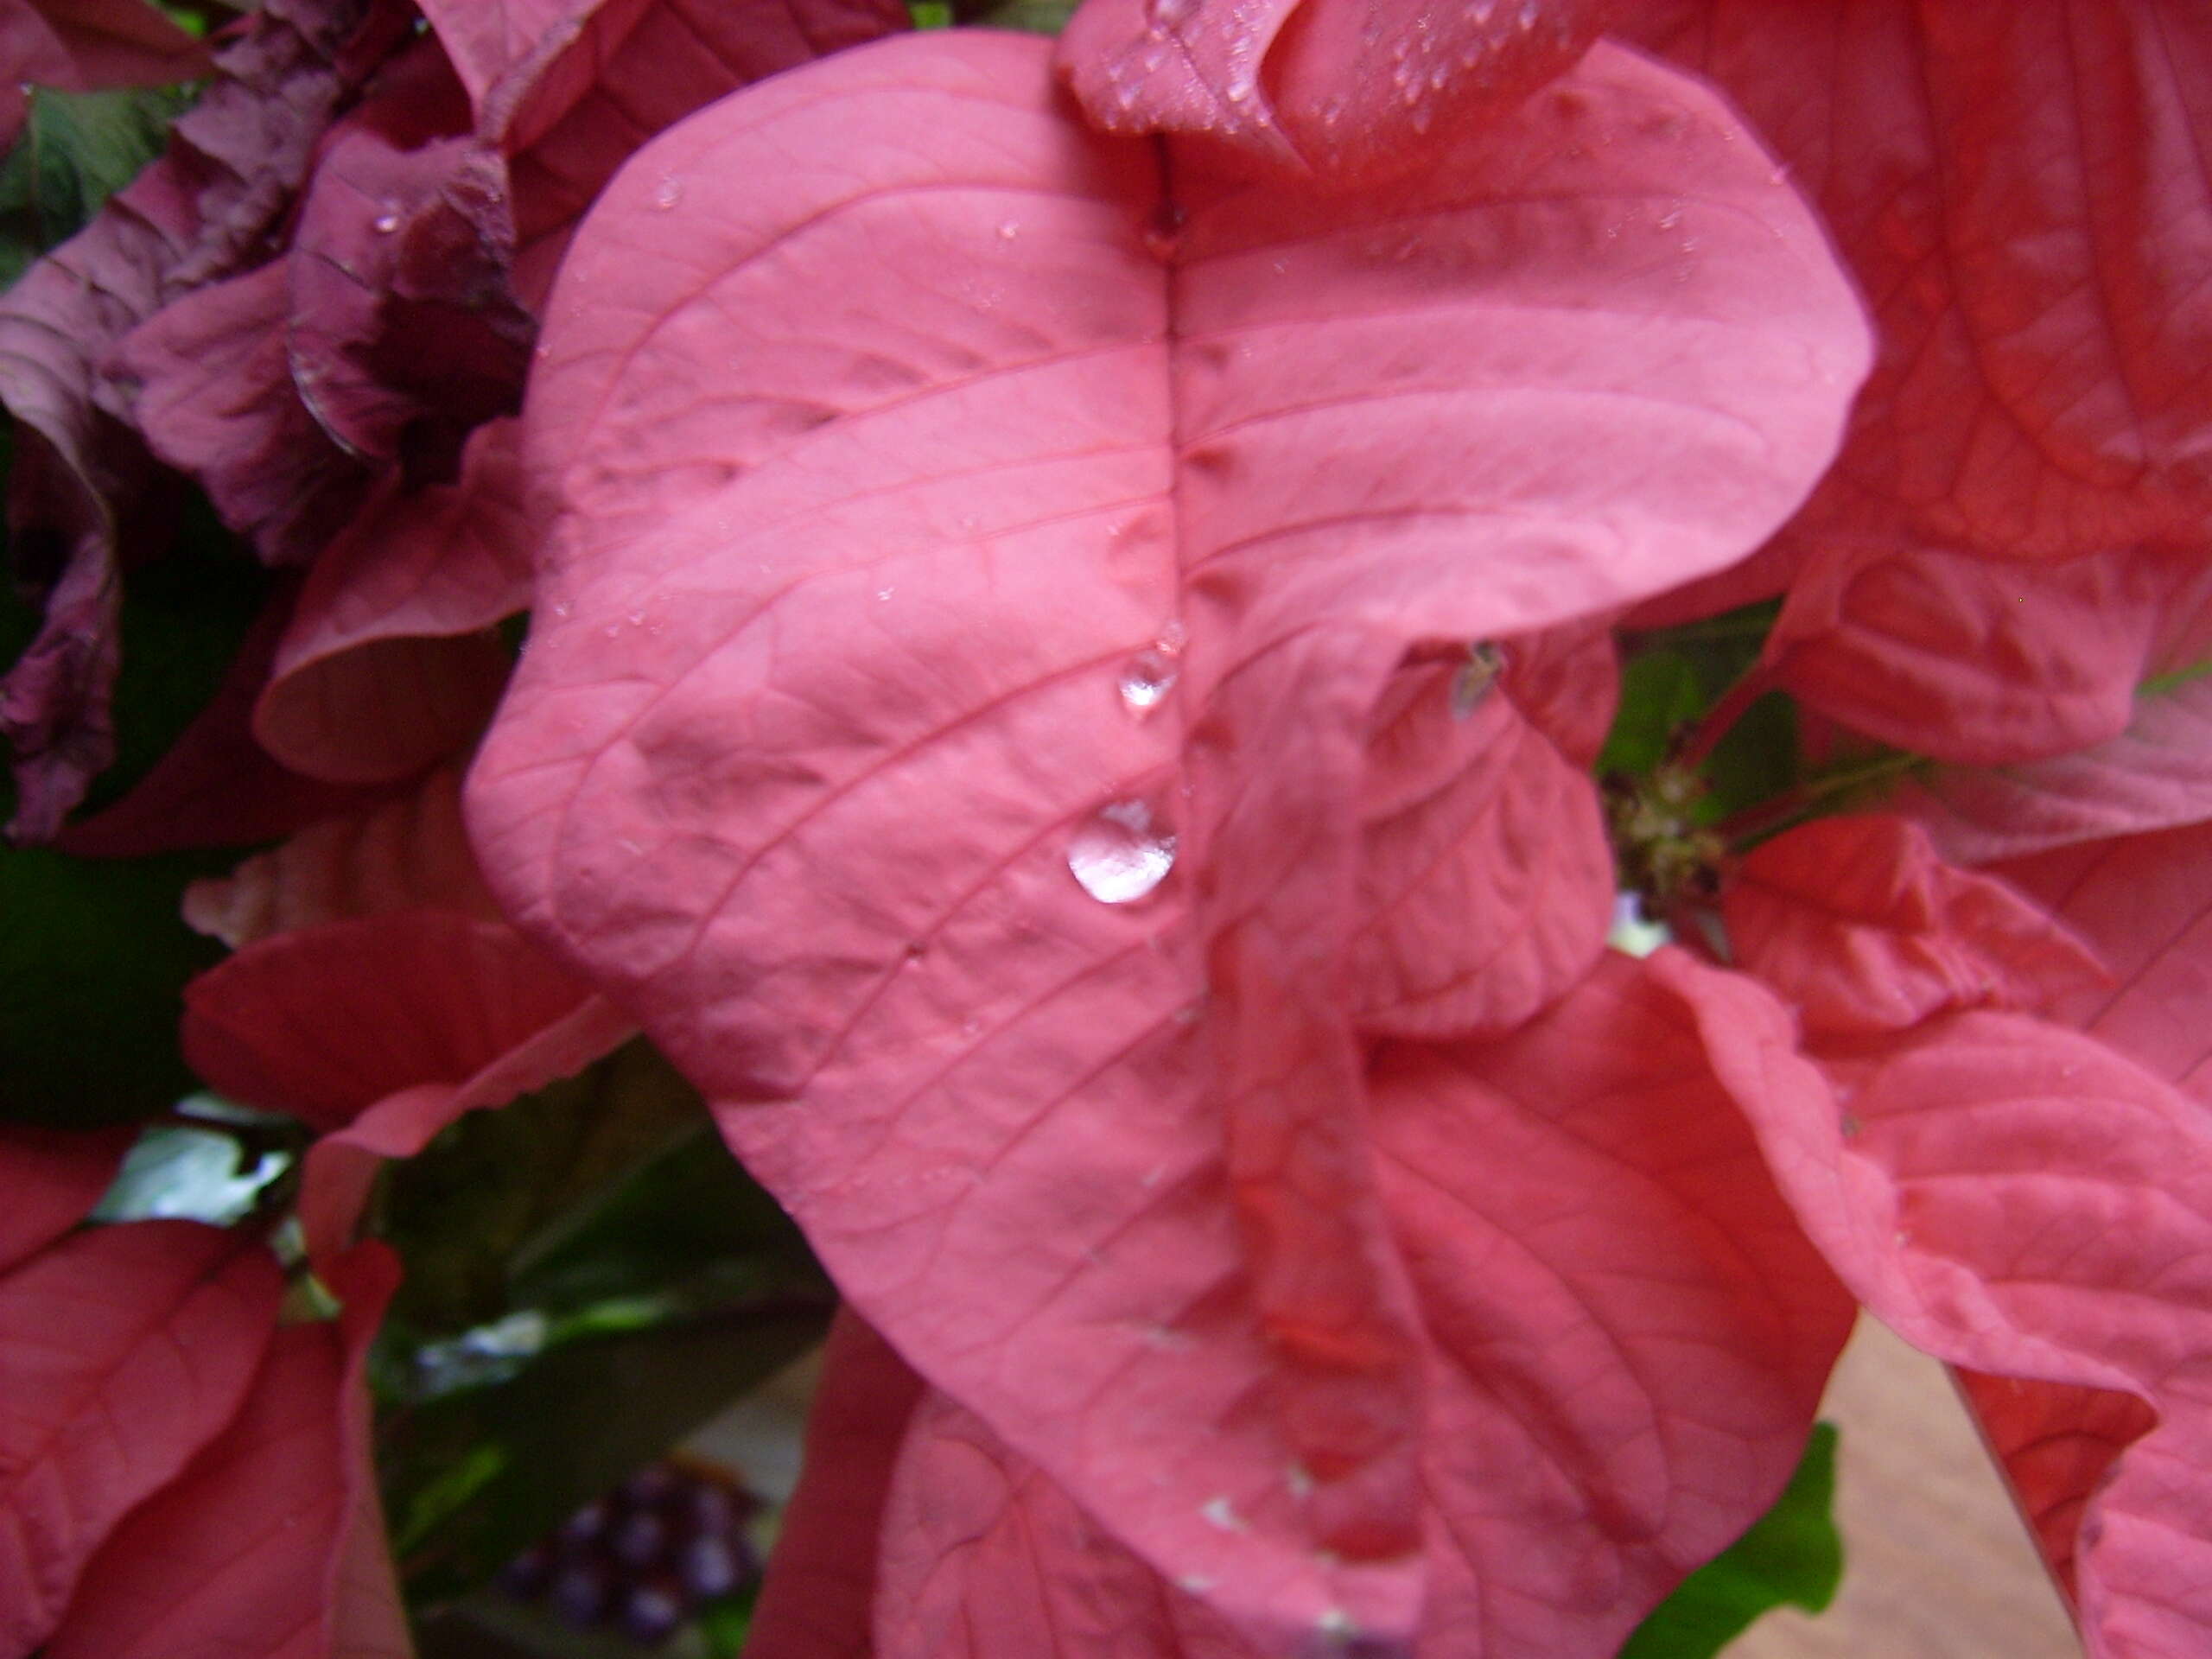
[1672,951,2212,1659]
[467,27,1866,1648]
[1624,0,2212,764]
[42,1242,409,1659]
[0,1123,129,1271]
[0,1220,284,1655]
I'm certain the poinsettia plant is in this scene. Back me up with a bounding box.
[3,0,2210,1656]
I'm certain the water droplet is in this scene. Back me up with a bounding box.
[1285,1463,1315,1498]
[1656,205,1684,231]
[1177,1574,1216,1594]
[997,219,1020,240]
[1068,798,1177,904]
[654,176,682,210]
[1119,635,1183,715]
[877,585,895,601]
[1199,1496,1245,1532]
[372,211,399,234]
[1142,201,1188,264]
[1450,641,1504,717]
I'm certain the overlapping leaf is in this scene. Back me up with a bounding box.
[468,28,1866,1642]
[43,1242,410,1659]
[0,1122,129,1271]
[1665,952,2212,1659]
[0,1221,283,1655]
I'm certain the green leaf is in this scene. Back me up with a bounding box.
[1601,651,1705,777]
[0,83,196,290]
[1617,1422,1842,1659]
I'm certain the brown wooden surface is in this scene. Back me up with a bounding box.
[1732,1315,2082,1658]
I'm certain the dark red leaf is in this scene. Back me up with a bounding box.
[0,0,208,91]
[54,582,394,859]
[0,0,416,834]
[254,421,531,785]
[181,906,601,1132]
[0,1221,283,1655]
[0,1123,130,1274]
[1724,814,2108,1037]
[181,765,504,949]
[43,1241,410,1659]
[1992,819,2212,1108]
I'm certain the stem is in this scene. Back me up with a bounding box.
[1676,662,1773,771]
[1718,751,1924,847]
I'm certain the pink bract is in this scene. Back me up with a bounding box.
[467,27,1866,1649]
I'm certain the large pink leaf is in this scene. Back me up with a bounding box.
[0,1124,130,1274]
[1891,676,2212,864]
[1626,0,2212,567]
[0,0,416,835]
[255,422,531,785]
[1058,0,1616,188]
[0,1222,283,1656]
[43,1242,410,1659]
[467,29,1865,1644]
[1662,951,2212,1659]
[1992,819,2212,1108]
[1723,814,2108,1037]
[181,907,602,1132]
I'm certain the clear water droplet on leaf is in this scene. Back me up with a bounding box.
[1069,798,1177,903]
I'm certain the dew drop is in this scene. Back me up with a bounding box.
[1199,1496,1245,1532]
[997,219,1020,240]
[1450,640,1504,717]
[653,176,683,210]
[1119,632,1184,716]
[372,211,399,234]
[1141,200,1188,264]
[1068,798,1176,904]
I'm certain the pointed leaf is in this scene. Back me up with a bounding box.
[1058,0,1616,188]
[467,29,1866,1645]
[0,1221,283,1654]
[1724,814,2108,1037]
[0,1123,130,1272]
[1351,641,1613,1039]
[1662,952,2212,1659]
[43,1241,410,1659]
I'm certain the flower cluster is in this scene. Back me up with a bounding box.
[3,3,2209,1657]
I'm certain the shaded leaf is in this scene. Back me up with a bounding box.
[0,1122,130,1270]
[0,82,194,288]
